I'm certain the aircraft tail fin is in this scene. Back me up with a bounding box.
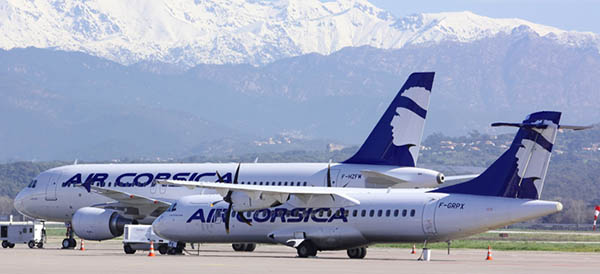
[433,111,578,199]
[343,72,435,167]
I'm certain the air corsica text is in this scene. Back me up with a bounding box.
[187,207,348,224]
[61,172,232,188]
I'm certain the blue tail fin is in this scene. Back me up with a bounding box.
[343,72,435,167]
[432,111,562,199]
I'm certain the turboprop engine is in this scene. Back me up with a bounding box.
[72,207,132,241]
[230,191,288,212]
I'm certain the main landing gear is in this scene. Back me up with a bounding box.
[61,223,77,249]
[232,243,256,252]
[296,241,318,258]
[346,247,367,259]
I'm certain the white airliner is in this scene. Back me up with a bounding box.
[152,111,589,259]
[14,72,469,250]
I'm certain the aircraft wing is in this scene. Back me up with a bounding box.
[158,180,360,209]
[86,186,171,218]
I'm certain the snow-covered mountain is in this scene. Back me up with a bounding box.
[1,0,599,66]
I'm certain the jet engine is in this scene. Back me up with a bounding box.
[72,207,132,241]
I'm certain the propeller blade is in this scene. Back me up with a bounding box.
[210,200,225,207]
[237,211,253,226]
[215,171,224,183]
[224,203,232,234]
[327,162,332,188]
[233,163,240,184]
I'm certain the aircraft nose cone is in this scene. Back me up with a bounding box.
[13,190,28,216]
[152,216,167,239]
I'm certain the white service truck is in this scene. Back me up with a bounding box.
[122,224,169,254]
[1,221,46,249]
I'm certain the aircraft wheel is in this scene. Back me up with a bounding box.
[61,239,70,249]
[8,243,15,248]
[123,244,136,254]
[358,247,367,259]
[347,248,361,259]
[296,242,317,258]
[2,241,8,248]
[158,244,169,255]
[232,243,245,251]
[244,243,256,252]
[69,238,77,248]
[28,240,36,249]
[37,242,44,249]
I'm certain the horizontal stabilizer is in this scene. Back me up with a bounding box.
[559,125,593,131]
[444,174,479,184]
[360,170,407,187]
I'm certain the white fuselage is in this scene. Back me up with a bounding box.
[152,189,562,250]
[14,163,441,223]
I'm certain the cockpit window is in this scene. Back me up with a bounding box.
[28,180,38,188]
[167,203,177,212]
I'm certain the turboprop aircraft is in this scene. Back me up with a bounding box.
[152,111,589,259]
[14,72,469,250]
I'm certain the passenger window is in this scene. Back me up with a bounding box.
[29,228,33,233]
[327,209,332,217]
[386,210,391,217]
[253,182,257,185]
[410,209,416,217]
[278,182,282,186]
[246,211,253,218]
[369,210,374,217]
[303,182,308,186]
[352,210,357,217]
[402,209,407,217]
[361,210,366,217]
[394,209,399,217]
[259,182,263,185]
[284,182,288,186]
[377,210,382,217]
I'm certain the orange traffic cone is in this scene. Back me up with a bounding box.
[80,239,85,251]
[411,244,416,254]
[148,241,156,257]
[486,245,493,261]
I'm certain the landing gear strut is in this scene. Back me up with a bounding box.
[346,247,367,259]
[61,223,77,249]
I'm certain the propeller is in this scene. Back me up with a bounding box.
[326,160,336,201]
[215,163,252,234]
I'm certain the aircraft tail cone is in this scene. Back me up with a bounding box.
[411,244,416,254]
[80,239,85,251]
[148,241,156,257]
[486,246,493,261]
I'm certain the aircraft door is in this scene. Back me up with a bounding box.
[45,174,60,201]
[421,198,438,235]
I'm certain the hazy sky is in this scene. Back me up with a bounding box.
[368,0,600,34]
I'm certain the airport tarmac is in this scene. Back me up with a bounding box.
[1,239,599,274]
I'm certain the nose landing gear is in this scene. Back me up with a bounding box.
[61,223,77,249]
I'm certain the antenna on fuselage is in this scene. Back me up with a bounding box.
[73,159,78,165]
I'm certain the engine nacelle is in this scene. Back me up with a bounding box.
[231,191,287,212]
[72,207,132,241]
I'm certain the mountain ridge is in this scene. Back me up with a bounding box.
[1,0,598,66]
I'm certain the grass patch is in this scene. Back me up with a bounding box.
[376,240,600,252]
